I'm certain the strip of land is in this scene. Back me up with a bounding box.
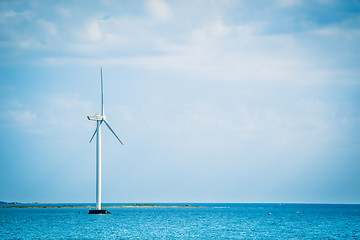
[1,204,198,209]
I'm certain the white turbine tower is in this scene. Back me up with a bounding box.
[87,67,123,214]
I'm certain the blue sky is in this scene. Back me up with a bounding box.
[0,0,359,203]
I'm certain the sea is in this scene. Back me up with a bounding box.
[1,203,359,239]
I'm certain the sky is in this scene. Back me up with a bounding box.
[0,0,359,204]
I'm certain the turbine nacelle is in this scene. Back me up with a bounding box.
[87,115,105,121]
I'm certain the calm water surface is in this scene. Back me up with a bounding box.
[1,203,359,239]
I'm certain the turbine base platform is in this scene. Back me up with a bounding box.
[89,209,111,214]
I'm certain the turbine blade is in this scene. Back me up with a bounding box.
[101,67,104,116]
[89,126,98,143]
[104,120,123,145]
[89,121,103,143]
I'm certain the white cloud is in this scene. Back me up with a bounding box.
[192,20,232,39]
[42,16,310,83]
[38,19,57,36]
[4,0,357,88]
[9,110,37,123]
[87,21,102,42]
[276,0,301,7]
[310,25,360,40]
[56,5,72,18]
[147,0,172,21]
[316,0,335,4]
[0,10,16,23]
[50,95,91,110]
[42,94,93,130]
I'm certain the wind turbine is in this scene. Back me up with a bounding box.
[87,67,123,214]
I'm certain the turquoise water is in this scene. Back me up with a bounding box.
[1,204,359,239]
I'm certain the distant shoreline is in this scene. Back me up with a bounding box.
[1,201,359,208]
[1,203,198,209]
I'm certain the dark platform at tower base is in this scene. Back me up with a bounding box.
[89,209,111,214]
